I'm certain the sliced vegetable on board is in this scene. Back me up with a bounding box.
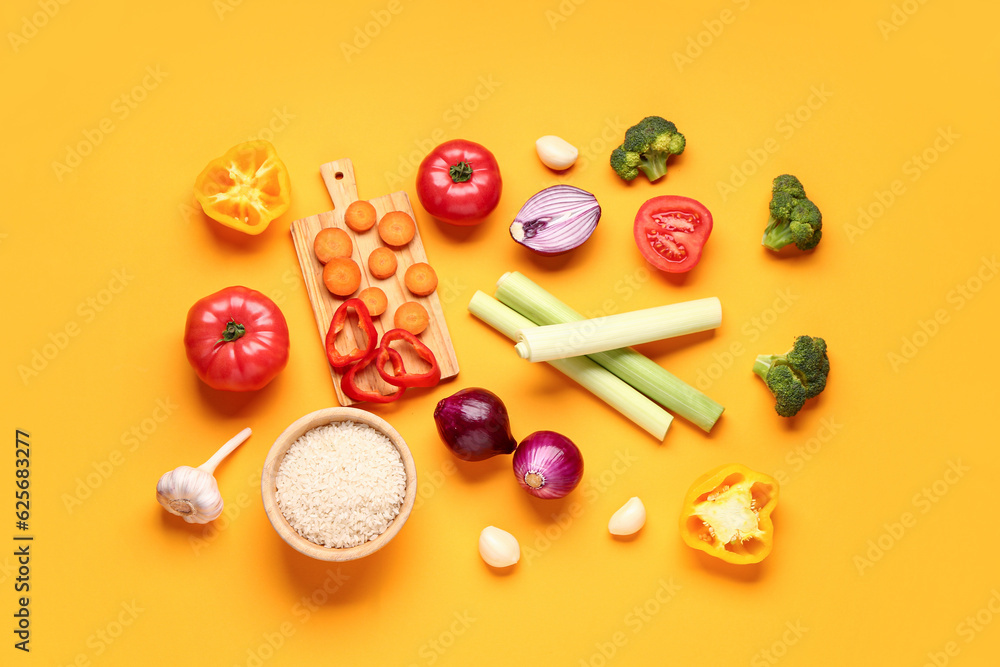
[416,139,502,226]
[634,195,713,274]
[194,140,291,235]
[680,464,779,565]
[183,286,289,392]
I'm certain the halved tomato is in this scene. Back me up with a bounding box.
[633,195,713,273]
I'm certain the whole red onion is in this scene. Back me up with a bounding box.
[512,431,584,499]
[434,388,518,461]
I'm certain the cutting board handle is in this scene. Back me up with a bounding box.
[320,159,359,210]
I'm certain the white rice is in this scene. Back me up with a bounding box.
[275,421,406,548]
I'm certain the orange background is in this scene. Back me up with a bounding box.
[4,1,998,665]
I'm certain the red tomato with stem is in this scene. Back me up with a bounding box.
[633,195,714,273]
[416,139,502,226]
[183,286,290,391]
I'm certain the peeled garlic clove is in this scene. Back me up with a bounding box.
[479,526,520,568]
[608,497,646,536]
[535,135,579,171]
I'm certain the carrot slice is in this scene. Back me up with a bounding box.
[322,257,362,297]
[368,247,398,280]
[378,211,416,246]
[394,301,429,335]
[345,200,377,232]
[358,286,388,317]
[314,227,353,264]
[404,262,438,296]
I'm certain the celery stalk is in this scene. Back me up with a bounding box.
[494,272,724,432]
[468,291,672,440]
[513,298,721,362]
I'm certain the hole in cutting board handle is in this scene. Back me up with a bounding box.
[334,172,344,180]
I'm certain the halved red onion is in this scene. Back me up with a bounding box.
[509,185,601,256]
[512,431,584,499]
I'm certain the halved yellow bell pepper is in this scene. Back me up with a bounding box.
[680,463,778,565]
[194,140,291,235]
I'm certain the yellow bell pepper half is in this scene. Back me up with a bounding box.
[194,140,291,235]
[680,463,779,565]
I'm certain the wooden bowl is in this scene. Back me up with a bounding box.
[261,407,417,561]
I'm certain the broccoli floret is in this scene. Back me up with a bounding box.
[753,336,830,418]
[762,174,822,252]
[610,116,686,182]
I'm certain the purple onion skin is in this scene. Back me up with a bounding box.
[434,388,518,462]
[512,431,584,499]
[509,185,601,256]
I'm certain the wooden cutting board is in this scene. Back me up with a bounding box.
[291,159,459,405]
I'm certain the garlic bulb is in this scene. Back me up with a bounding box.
[608,496,646,536]
[156,427,251,524]
[478,526,520,568]
[535,135,579,171]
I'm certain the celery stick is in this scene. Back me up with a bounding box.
[494,272,724,432]
[468,291,672,440]
[513,298,721,362]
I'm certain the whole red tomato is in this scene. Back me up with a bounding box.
[416,139,502,226]
[633,196,713,273]
[184,286,290,391]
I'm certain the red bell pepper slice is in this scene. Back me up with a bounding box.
[325,298,377,369]
[375,328,442,388]
[341,346,405,404]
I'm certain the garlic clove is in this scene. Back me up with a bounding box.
[535,135,579,171]
[608,496,646,536]
[478,526,520,568]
